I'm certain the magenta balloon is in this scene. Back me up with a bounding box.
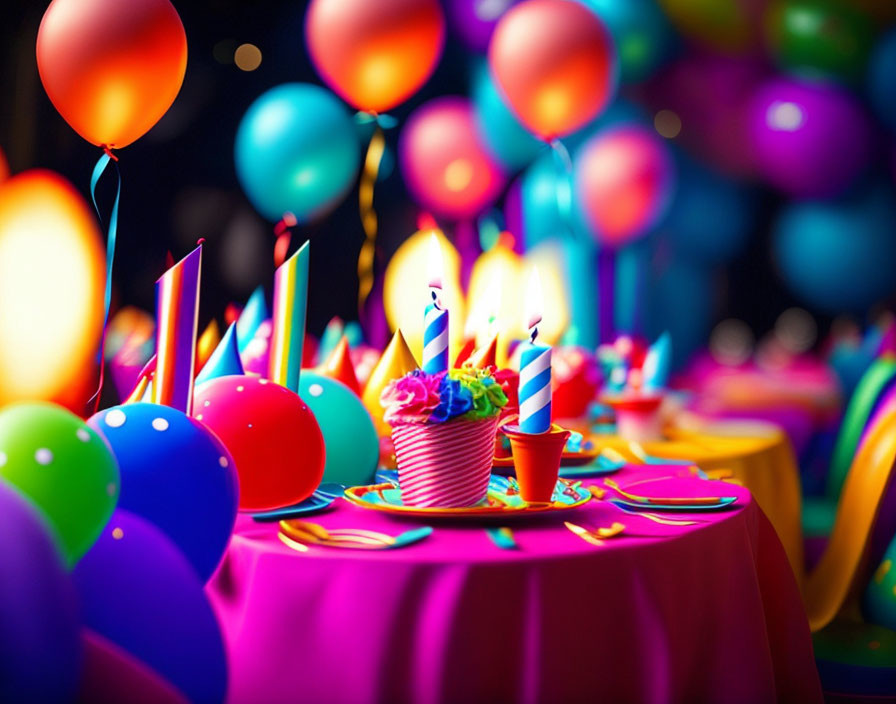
[647,53,762,178]
[748,77,872,197]
[447,0,519,51]
[575,125,674,247]
[399,96,506,219]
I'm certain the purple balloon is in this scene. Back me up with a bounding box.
[73,510,227,703]
[446,0,519,51]
[0,481,80,702]
[748,77,873,197]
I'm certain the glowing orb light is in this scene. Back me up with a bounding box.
[384,228,466,362]
[0,170,105,410]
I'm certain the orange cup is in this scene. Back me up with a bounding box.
[502,423,571,503]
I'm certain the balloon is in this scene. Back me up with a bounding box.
[471,60,545,171]
[36,0,186,148]
[748,77,872,197]
[0,402,119,567]
[383,228,467,364]
[551,346,601,419]
[88,403,238,581]
[299,373,379,487]
[305,0,445,113]
[773,187,896,314]
[866,531,896,630]
[73,510,227,703]
[647,54,762,178]
[488,0,617,140]
[663,152,756,263]
[575,125,674,247]
[764,0,874,84]
[192,375,324,510]
[0,482,80,701]
[400,97,506,219]
[0,170,105,410]
[869,29,896,134]
[235,83,360,223]
[580,0,675,84]
[447,0,519,50]
[658,0,761,54]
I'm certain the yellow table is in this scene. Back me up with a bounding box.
[588,419,805,590]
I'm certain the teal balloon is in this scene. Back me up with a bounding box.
[472,61,545,172]
[865,536,896,630]
[580,0,675,83]
[298,373,378,487]
[235,83,361,222]
[773,186,896,314]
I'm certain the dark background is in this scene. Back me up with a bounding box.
[0,0,859,345]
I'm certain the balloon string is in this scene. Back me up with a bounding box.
[357,123,385,314]
[273,212,297,268]
[549,138,575,240]
[86,149,121,414]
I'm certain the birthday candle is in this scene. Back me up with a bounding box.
[269,241,309,393]
[153,245,202,414]
[518,268,552,434]
[422,234,449,374]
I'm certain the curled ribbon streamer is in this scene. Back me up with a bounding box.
[87,148,121,413]
[549,138,575,240]
[357,122,386,314]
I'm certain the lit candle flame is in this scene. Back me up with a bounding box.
[427,232,444,309]
[525,267,544,343]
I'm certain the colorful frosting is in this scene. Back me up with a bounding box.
[381,367,508,426]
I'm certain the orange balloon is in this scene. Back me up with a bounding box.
[488,0,617,140]
[37,0,187,149]
[305,0,445,114]
[0,170,106,411]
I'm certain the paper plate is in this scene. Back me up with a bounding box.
[344,476,591,520]
[492,447,600,469]
[251,488,339,522]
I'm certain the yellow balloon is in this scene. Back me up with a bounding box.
[0,170,105,411]
[362,330,420,436]
[383,228,467,362]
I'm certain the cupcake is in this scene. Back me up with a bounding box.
[381,367,508,507]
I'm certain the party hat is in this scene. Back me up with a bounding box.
[196,319,221,370]
[468,334,498,369]
[317,317,345,364]
[453,337,475,368]
[196,323,244,384]
[236,286,269,353]
[362,330,419,436]
[321,336,360,395]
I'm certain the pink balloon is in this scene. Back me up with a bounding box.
[400,96,506,219]
[575,125,674,248]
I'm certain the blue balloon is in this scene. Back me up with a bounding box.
[773,187,896,314]
[0,481,80,702]
[235,83,360,222]
[73,510,228,703]
[89,403,238,582]
[664,153,756,263]
[647,257,713,370]
[869,29,896,134]
[299,373,378,487]
[579,0,675,84]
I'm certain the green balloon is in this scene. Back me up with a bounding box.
[0,402,119,567]
[299,373,378,488]
[764,0,875,83]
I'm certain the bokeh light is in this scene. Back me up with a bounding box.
[234,43,262,71]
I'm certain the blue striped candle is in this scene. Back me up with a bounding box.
[519,341,552,433]
[422,302,449,374]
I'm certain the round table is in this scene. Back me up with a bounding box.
[208,468,820,704]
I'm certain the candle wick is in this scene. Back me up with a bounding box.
[530,327,538,344]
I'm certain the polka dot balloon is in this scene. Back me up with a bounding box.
[192,375,325,511]
[89,402,238,582]
[0,401,119,567]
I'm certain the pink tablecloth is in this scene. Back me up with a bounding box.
[208,470,821,704]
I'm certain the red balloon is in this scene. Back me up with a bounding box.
[399,97,506,219]
[192,376,325,511]
[488,0,616,140]
[37,0,187,149]
[305,0,445,114]
[575,126,674,247]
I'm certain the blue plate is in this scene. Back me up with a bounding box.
[608,496,737,512]
[252,484,343,522]
[559,455,625,479]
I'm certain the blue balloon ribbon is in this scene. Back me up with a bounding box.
[88,151,121,408]
[550,139,575,240]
